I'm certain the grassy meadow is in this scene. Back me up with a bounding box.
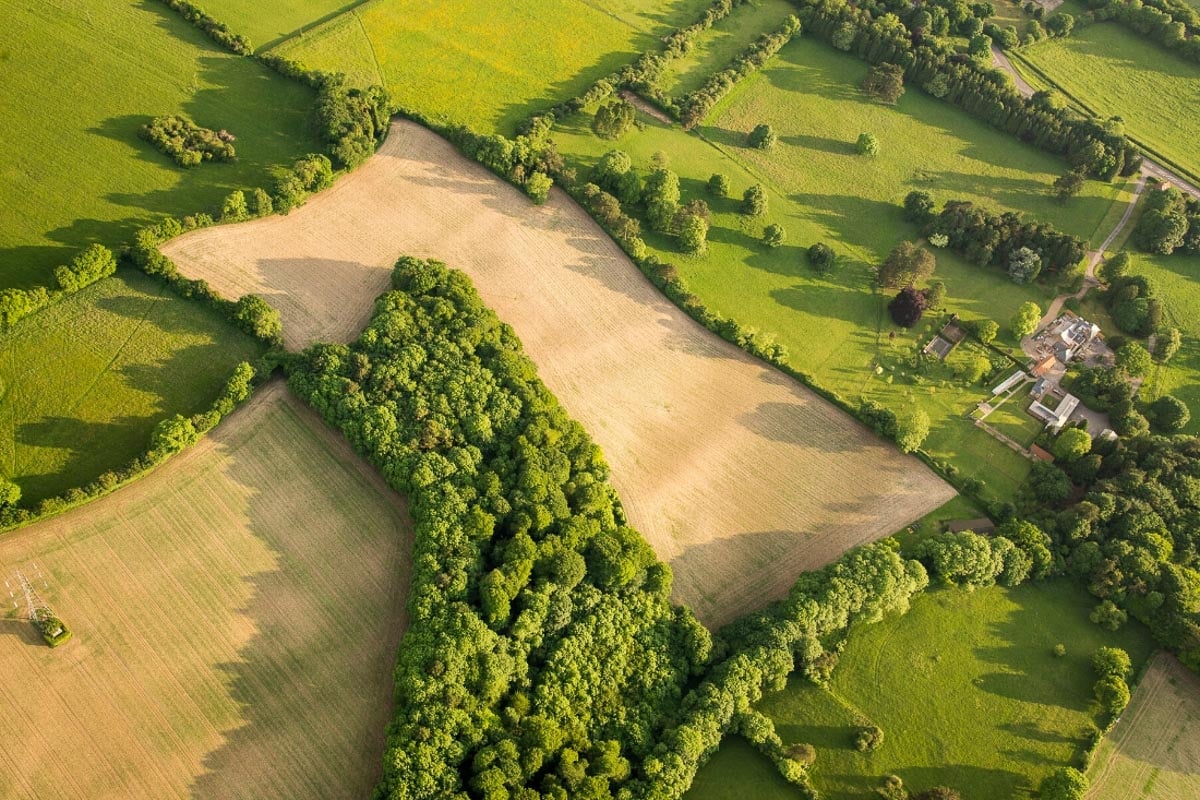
[0,270,263,505]
[687,581,1157,800]
[1018,8,1200,181]
[0,0,321,290]
[552,34,1131,499]
[187,0,363,49]
[1130,249,1200,435]
[272,0,712,134]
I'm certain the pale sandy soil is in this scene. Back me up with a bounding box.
[163,120,955,626]
[0,381,412,799]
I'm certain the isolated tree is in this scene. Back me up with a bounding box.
[708,172,730,197]
[1052,428,1092,462]
[1011,301,1042,339]
[644,167,681,232]
[0,477,20,509]
[896,407,931,452]
[878,241,936,288]
[592,99,635,139]
[924,279,947,310]
[1149,394,1191,432]
[742,184,767,216]
[1115,341,1152,376]
[862,62,906,103]
[763,223,786,248]
[1008,247,1043,285]
[1156,327,1182,362]
[747,123,777,150]
[889,287,927,327]
[808,242,835,272]
[854,725,884,752]
[1099,251,1131,284]
[1053,170,1085,202]
[975,319,1000,345]
[856,132,880,156]
[678,213,709,254]
[785,742,817,766]
[903,190,936,225]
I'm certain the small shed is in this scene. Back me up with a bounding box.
[946,518,997,534]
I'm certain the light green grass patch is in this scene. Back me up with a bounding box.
[657,0,797,98]
[0,271,263,504]
[0,0,321,290]
[188,0,364,50]
[1020,10,1200,181]
[690,580,1157,800]
[273,0,711,134]
[1130,250,1200,434]
[552,35,1128,499]
[986,396,1045,448]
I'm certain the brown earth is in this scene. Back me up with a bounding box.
[0,380,412,799]
[1088,651,1200,800]
[163,119,955,626]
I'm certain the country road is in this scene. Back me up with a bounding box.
[991,45,1200,199]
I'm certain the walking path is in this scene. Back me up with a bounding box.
[992,46,1200,199]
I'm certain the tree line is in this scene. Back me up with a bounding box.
[0,244,117,329]
[1086,0,1200,64]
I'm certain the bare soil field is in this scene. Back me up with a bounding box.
[0,381,412,800]
[163,120,955,626]
[1088,652,1200,800]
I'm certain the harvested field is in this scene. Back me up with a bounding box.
[163,120,955,626]
[0,381,412,800]
[1088,652,1200,800]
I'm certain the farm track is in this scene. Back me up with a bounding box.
[0,381,413,799]
[164,119,955,627]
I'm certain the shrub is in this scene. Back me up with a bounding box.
[679,214,709,254]
[1053,643,1067,657]
[0,477,20,509]
[785,742,817,766]
[856,132,880,156]
[748,123,777,149]
[742,184,767,216]
[708,173,730,197]
[924,280,946,310]
[54,244,117,293]
[763,223,786,248]
[854,725,884,752]
[140,115,235,167]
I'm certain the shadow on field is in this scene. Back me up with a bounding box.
[738,401,872,453]
[0,617,41,647]
[769,280,875,324]
[0,244,75,292]
[187,392,411,800]
[15,415,151,502]
[888,764,1028,800]
[780,132,856,156]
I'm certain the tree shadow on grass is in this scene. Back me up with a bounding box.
[780,132,857,156]
[0,244,74,292]
[14,415,152,503]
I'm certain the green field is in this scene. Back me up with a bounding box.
[0,270,263,504]
[272,0,711,134]
[1019,11,1200,180]
[1130,249,1200,434]
[986,396,1045,448]
[552,35,1130,499]
[657,0,796,98]
[188,0,363,50]
[0,0,320,290]
[687,581,1158,800]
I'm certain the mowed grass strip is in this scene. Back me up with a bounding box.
[0,382,412,800]
[0,270,263,505]
[687,581,1157,800]
[1019,9,1200,180]
[550,35,1130,499]
[1088,652,1200,800]
[163,119,955,627]
[0,0,320,289]
[271,0,712,134]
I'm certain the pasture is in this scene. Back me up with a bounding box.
[1018,10,1200,181]
[184,0,363,50]
[271,0,711,134]
[688,581,1157,800]
[1129,250,1200,435]
[0,270,263,505]
[0,381,412,800]
[162,119,954,627]
[0,0,320,290]
[1088,652,1200,800]
[550,35,1133,498]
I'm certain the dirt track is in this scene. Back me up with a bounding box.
[163,120,955,626]
[0,381,412,799]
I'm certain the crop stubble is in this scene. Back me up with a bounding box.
[163,120,955,626]
[0,381,412,799]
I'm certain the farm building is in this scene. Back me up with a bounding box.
[992,370,1028,396]
[1029,393,1080,432]
[946,518,997,534]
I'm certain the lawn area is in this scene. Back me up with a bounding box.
[186,0,363,50]
[1129,249,1200,435]
[688,580,1158,800]
[1019,8,1200,182]
[271,0,712,134]
[0,270,263,505]
[551,34,1131,500]
[657,0,797,98]
[986,395,1045,449]
[0,0,321,290]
